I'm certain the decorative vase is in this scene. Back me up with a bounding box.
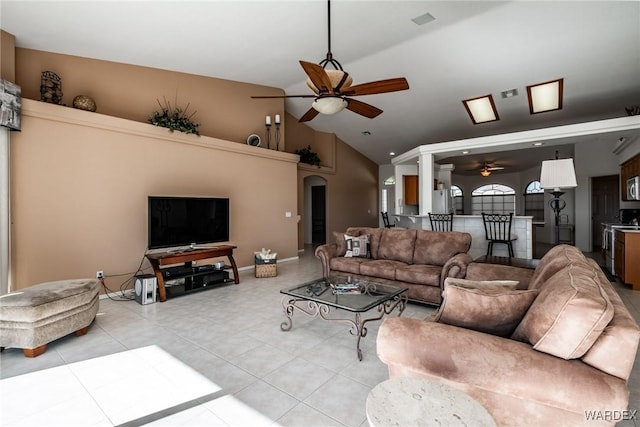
[40,71,63,105]
[72,95,97,112]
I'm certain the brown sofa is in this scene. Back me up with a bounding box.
[315,227,473,305]
[377,245,640,426]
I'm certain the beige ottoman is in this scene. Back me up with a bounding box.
[0,279,100,357]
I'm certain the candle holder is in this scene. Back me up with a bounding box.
[265,123,272,149]
[275,122,281,151]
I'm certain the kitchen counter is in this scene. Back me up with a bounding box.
[392,214,533,259]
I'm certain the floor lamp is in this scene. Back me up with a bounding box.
[540,155,577,245]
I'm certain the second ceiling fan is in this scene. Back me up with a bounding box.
[479,162,505,177]
[251,0,409,122]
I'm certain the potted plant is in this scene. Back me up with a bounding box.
[295,145,321,167]
[148,97,200,135]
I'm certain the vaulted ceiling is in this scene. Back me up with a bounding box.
[2,1,639,166]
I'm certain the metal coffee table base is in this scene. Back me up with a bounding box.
[280,294,407,361]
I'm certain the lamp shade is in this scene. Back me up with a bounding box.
[312,97,348,115]
[540,158,577,191]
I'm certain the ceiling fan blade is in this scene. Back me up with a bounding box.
[300,61,334,94]
[488,166,505,171]
[251,95,316,99]
[346,98,383,119]
[341,78,409,96]
[298,107,320,122]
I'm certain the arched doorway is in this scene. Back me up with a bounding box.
[303,175,327,246]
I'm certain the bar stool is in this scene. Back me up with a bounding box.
[428,213,453,231]
[381,212,395,228]
[481,212,517,257]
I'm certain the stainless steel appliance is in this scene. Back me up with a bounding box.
[603,220,640,275]
[628,176,640,201]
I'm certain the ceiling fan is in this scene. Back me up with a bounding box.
[479,162,505,177]
[251,0,409,122]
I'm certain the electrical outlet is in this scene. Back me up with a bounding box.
[96,271,104,280]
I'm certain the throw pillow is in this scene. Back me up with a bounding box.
[334,231,347,256]
[434,285,538,337]
[511,263,614,359]
[344,234,370,258]
[444,277,519,291]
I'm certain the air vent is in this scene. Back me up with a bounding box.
[412,12,435,26]
[501,89,519,99]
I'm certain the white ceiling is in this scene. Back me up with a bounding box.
[2,1,640,167]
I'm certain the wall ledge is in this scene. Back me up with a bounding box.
[21,98,299,164]
[297,162,337,175]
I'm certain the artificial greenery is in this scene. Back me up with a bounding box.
[148,97,200,135]
[295,145,322,167]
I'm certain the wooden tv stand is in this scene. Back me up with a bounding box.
[146,245,239,302]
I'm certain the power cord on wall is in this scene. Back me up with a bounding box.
[99,252,151,301]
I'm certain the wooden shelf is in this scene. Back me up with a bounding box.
[22,99,299,164]
[146,245,240,302]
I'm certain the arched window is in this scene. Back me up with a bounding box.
[451,185,464,214]
[471,184,516,215]
[524,180,544,221]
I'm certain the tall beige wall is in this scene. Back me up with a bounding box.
[15,48,284,147]
[11,100,298,290]
[285,113,379,249]
[1,30,16,81]
[11,48,380,290]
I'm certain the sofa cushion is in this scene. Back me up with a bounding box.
[377,229,417,264]
[444,277,519,291]
[395,264,441,287]
[333,232,348,257]
[528,244,585,290]
[512,263,614,359]
[581,258,640,380]
[330,257,366,275]
[413,230,472,266]
[360,260,406,281]
[344,234,369,258]
[434,285,538,337]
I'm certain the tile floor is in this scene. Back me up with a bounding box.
[1,246,639,427]
[0,248,433,427]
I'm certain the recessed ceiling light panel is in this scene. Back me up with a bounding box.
[527,78,563,114]
[462,95,499,124]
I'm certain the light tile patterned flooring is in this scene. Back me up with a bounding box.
[0,248,433,427]
[1,246,639,426]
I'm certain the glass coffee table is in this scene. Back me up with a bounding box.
[280,276,408,361]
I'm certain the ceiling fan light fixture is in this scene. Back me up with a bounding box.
[312,96,348,115]
[527,78,563,114]
[462,95,499,124]
[306,70,353,94]
[480,168,492,177]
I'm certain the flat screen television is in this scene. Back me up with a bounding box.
[148,196,229,250]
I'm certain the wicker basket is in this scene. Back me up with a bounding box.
[255,262,277,278]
